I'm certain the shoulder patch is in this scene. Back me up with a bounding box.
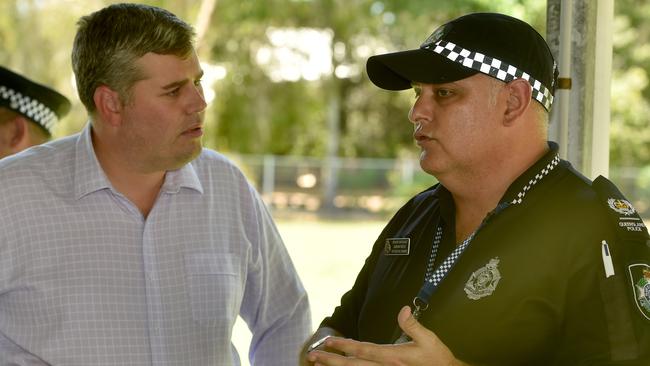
[594,176,650,323]
[628,264,650,320]
[592,176,649,241]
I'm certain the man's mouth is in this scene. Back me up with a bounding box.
[182,125,204,137]
[414,133,432,145]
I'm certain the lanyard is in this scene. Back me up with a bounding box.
[415,201,511,308]
[393,202,509,344]
[394,154,560,344]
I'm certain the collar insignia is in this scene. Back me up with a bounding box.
[465,257,501,300]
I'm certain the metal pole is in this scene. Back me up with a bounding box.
[557,0,573,159]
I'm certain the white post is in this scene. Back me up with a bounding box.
[586,0,613,179]
[547,1,613,178]
[557,0,573,159]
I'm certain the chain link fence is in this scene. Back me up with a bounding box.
[228,154,649,220]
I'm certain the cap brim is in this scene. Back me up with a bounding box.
[366,48,478,90]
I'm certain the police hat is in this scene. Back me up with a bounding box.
[366,13,558,111]
[0,66,71,134]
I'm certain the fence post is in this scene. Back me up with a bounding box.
[401,159,415,185]
[262,155,275,205]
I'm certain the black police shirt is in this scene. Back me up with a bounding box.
[321,142,650,366]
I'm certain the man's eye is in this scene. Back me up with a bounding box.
[413,88,421,99]
[436,89,453,97]
[167,88,180,96]
[194,79,202,87]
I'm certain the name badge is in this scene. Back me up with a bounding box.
[385,238,410,256]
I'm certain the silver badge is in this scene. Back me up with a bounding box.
[464,257,501,300]
[420,25,448,49]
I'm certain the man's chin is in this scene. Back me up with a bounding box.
[419,153,440,177]
[184,144,202,161]
[168,145,202,170]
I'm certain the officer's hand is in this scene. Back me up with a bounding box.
[306,306,471,366]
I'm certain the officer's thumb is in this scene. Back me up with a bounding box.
[397,305,432,344]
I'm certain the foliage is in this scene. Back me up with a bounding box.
[0,0,647,172]
[611,0,650,166]
[201,0,550,160]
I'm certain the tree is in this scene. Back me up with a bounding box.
[610,0,650,167]
[0,0,645,171]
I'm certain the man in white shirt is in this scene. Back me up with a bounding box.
[0,3,311,365]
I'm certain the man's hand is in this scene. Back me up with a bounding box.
[300,326,344,366]
[306,306,471,366]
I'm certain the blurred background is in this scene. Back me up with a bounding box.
[1,0,648,364]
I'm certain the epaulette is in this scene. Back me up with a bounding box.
[592,175,649,244]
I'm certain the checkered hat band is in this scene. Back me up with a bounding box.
[0,85,57,133]
[426,40,553,111]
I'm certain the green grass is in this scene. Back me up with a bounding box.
[278,220,384,326]
[232,219,384,365]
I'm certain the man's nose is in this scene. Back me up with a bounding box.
[188,84,207,113]
[408,95,430,124]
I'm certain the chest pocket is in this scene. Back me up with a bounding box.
[185,253,242,327]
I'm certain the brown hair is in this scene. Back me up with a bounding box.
[71,3,195,113]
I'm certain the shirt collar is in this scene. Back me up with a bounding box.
[435,141,561,213]
[73,123,204,200]
[500,141,561,205]
[160,163,203,194]
[74,123,111,199]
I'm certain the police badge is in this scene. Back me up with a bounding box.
[464,257,501,300]
[607,198,636,216]
[629,264,650,320]
[420,25,448,49]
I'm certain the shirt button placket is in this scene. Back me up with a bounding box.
[142,219,164,364]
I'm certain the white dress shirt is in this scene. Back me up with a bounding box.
[0,124,311,365]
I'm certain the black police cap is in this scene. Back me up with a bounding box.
[366,13,558,111]
[0,65,71,134]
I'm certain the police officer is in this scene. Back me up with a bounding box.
[302,12,650,366]
[0,66,71,158]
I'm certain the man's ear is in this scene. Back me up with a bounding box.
[3,116,32,154]
[93,85,123,127]
[504,78,532,124]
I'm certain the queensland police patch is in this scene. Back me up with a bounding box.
[607,198,636,216]
[628,264,650,320]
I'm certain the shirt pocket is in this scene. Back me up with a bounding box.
[185,253,242,327]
